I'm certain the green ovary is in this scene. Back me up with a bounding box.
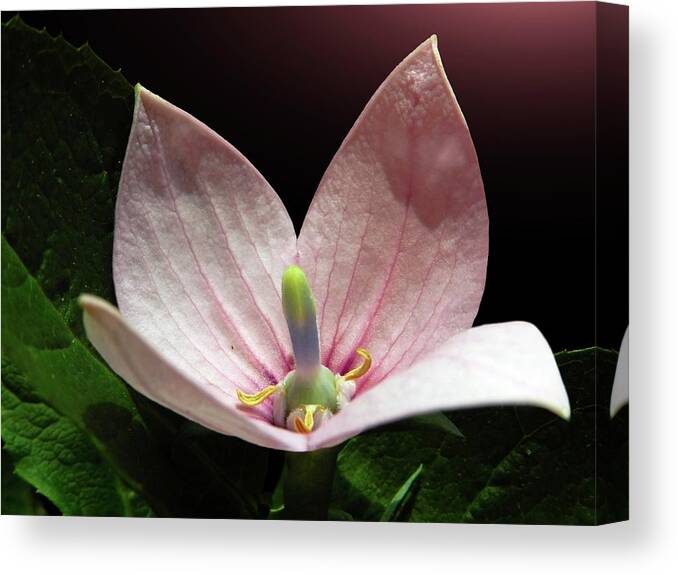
[283,366,339,414]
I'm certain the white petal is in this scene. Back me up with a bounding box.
[610,327,629,418]
[80,294,306,452]
[308,322,570,450]
[115,86,297,407]
[298,37,488,385]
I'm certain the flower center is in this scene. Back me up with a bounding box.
[236,265,371,433]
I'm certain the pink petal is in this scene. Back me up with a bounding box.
[298,36,488,388]
[114,86,297,405]
[610,327,629,418]
[308,322,570,450]
[80,295,306,452]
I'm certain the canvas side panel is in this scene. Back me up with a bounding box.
[595,1,629,525]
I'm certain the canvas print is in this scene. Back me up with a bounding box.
[1,2,628,524]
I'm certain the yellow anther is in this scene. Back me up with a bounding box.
[294,404,319,433]
[236,385,279,407]
[343,347,372,381]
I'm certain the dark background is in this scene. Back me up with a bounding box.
[2,2,629,351]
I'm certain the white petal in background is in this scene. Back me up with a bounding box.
[610,327,630,418]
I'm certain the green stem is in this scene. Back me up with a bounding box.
[283,446,339,520]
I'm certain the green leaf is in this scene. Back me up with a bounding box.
[380,463,424,522]
[158,413,271,518]
[2,16,133,341]
[327,508,354,521]
[2,449,47,515]
[2,237,269,517]
[390,412,464,438]
[332,348,628,525]
[1,236,179,513]
[2,384,129,516]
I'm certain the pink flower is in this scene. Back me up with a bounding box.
[80,37,569,452]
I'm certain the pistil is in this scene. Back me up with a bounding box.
[281,265,320,375]
[236,265,371,433]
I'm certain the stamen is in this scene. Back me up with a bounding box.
[343,347,372,381]
[294,404,319,433]
[236,385,279,407]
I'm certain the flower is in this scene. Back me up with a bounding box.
[80,36,570,452]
